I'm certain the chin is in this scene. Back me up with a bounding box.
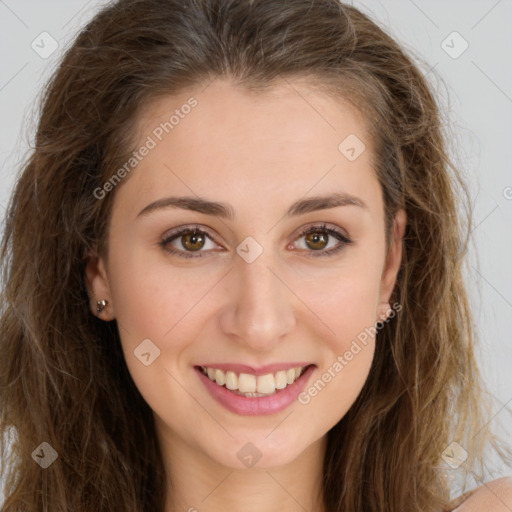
[209,430,315,470]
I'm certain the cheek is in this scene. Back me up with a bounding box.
[106,242,228,404]
[297,280,378,427]
[304,257,383,347]
[106,251,203,416]
[295,254,383,417]
[107,242,205,344]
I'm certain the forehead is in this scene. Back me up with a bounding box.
[114,78,380,216]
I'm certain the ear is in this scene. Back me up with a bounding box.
[377,209,406,320]
[84,246,115,320]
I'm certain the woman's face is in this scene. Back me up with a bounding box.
[87,78,405,470]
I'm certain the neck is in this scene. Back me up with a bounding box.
[156,420,328,512]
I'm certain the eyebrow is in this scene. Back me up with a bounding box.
[136,192,368,220]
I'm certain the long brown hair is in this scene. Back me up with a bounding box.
[1,1,510,510]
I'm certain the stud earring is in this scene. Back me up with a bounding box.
[96,300,108,314]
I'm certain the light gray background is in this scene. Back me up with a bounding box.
[1,0,511,497]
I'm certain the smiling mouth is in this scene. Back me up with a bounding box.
[196,364,315,397]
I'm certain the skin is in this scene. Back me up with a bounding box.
[86,78,407,512]
[455,477,512,511]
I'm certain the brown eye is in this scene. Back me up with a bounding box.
[304,231,329,251]
[181,230,206,251]
[294,224,353,258]
[160,226,218,259]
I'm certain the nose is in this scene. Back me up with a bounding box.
[219,251,297,352]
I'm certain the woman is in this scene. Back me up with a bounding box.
[1,0,511,510]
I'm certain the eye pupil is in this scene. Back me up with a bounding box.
[305,232,328,250]
[182,231,205,251]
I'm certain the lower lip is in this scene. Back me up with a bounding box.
[195,365,316,416]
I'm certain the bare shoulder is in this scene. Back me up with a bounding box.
[452,477,512,511]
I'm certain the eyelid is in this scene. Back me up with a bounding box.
[161,223,218,243]
[160,222,352,259]
[290,222,350,241]
[159,224,222,260]
[293,223,352,258]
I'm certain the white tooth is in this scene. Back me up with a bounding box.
[294,367,302,379]
[238,373,256,393]
[207,367,216,380]
[275,370,287,389]
[256,373,276,394]
[286,368,296,385]
[225,371,238,390]
[215,369,226,386]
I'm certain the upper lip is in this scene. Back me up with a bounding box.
[195,362,315,376]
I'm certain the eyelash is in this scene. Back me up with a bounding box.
[159,224,353,259]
